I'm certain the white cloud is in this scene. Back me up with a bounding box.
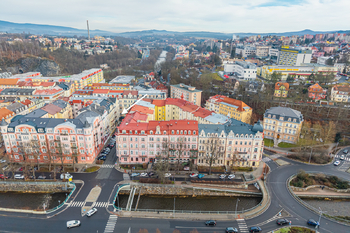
[0,0,349,33]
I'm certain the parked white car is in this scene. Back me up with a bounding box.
[14,174,24,179]
[189,173,198,178]
[0,159,6,163]
[334,160,341,166]
[228,174,236,179]
[340,155,345,160]
[140,173,148,177]
[219,174,226,179]
[164,173,171,178]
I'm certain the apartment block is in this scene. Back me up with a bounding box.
[170,84,202,106]
[223,60,257,80]
[331,85,350,102]
[205,95,252,124]
[278,47,312,66]
[263,107,303,144]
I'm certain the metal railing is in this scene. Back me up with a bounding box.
[46,181,76,213]
[287,173,350,225]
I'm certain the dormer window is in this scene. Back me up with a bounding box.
[163,131,166,135]
[150,131,153,135]
[171,130,174,134]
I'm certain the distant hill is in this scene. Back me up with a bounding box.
[0,20,349,39]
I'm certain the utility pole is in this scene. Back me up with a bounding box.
[316,207,326,229]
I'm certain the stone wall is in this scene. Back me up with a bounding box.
[119,185,261,197]
[290,185,350,193]
[0,181,73,193]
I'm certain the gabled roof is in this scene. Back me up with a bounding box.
[275,82,290,91]
[41,104,63,115]
[0,107,14,120]
[0,78,19,85]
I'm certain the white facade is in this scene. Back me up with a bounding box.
[224,61,257,80]
[235,46,256,58]
[317,56,330,65]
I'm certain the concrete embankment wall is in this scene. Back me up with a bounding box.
[119,185,262,197]
[0,181,73,193]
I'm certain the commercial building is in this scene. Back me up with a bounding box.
[263,107,303,144]
[274,82,289,98]
[278,47,312,66]
[317,56,331,65]
[255,46,270,58]
[235,45,256,58]
[170,84,202,106]
[205,95,252,124]
[110,76,135,85]
[223,61,257,80]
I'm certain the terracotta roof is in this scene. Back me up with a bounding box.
[152,99,166,106]
[166,98,187,107]
[41,104,63,115]
[34,88,63,96]
[275,82,290,91]
[0,107,14,119]
[93,89,109,94]
[123,90,138,96]
[308,83,324,92]
[333,85,350,93]
[180,103,199,112]
[0,78,19,85]
[193,108,213,118]
[32,82,55,87]
[21,99,32,106]
[130,105,154,115]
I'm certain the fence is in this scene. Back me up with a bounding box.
[46,181,75,214]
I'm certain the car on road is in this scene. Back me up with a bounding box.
[219,174,226,179]
[340,155,345,160]
[249,226,262,232]
[86,208,97,217]
[130,173,140,177]
[334,160,341,166]
[205,220,216,226]
[276,218,291,225]
[307,219,319,226]
[67,220,81,229]
[37,175,46,179]
[14,174,24,179]
[343,149,348,154]
[198,174,205,179]
[228,174,235,179]
[98,156,106,161]
[226,227,238,233]
[0,159,6,163]
[164,173,171,178]
[0,174,8,179]
[189,173,198,178]
[140,173,148,177]
[183,166,190,171]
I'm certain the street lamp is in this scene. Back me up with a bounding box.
[235,198,240,218]
[316,207,326,229]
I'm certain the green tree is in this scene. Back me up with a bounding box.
[270,71,282,83]
[286,75,294,83]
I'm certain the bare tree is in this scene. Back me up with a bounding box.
[175,138,186,172]
[153,140,171,183]
[203,136,225,175]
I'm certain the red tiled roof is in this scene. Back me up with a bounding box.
[275,82,290,91]
[93,89,109,94]
[130,105,154,115]
[192,108,212,118]
[180,103,199,112]
[34,88,63,96]
[208,95,251,112]
[0,107,14,119]
[152,100,166,106]
[21,99,32,106]
[0,78,19,85]
[123,90,138,96]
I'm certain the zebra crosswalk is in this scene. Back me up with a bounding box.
[104,215,118,233]
[123,173,130,180]
[91,202,109,208]
[237,219,248,233]
[101,164,115,168]
[262,157,272,163]
[68,201,86,207]
[334,154,350,161]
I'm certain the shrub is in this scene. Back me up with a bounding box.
[139,178,160,184]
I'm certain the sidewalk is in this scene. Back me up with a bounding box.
[293,187,350,198]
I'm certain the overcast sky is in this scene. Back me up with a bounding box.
[1,0,349,33]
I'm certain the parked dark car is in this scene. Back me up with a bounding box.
[205,220,216,226]
[98,156,106,161]
[249,226,262,232]
[148,172,155,177]
[276,218,291,225]
[307,219,319,226]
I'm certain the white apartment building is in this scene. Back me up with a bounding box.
[224,60,257,80]
[235,45,256,58]
[317,56,331,65]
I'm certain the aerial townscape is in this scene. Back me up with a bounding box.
[0,1,350,233]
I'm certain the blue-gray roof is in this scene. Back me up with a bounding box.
[25,109,48,118]
[264,107,303,123]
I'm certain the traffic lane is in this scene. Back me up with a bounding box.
[264,150,275,156]
[268,164,350,233]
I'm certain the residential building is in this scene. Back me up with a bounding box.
[197,119,264,168]
[278,47,312,66]
[170,84,202,106]
[317,56,331,65]
[223,61,257,80]
[110,76,135,85]
[263,107,303,144]
[205,95,252,124]
[235,45,256,58]
[331,84,350,102]
[274,82,289,98]
[308,83,327,100]
[255,46,270,58]
[0,79,19,89]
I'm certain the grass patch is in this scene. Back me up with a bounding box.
[264,138,274,147]
[231,166,253,172]
[197,166,225,173]
[212,73,223,81]
[286,153,332,164]
[84,166,100,173]
[278,142,296,148]
[274,227,315,233]
[290,170,349,189]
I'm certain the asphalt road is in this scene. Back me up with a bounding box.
[0,146,350,233]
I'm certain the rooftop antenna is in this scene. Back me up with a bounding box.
[87,20,90,40]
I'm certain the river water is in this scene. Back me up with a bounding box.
[0,192,68,210]
[117,194,261,212]
[302,198,350,217]
[154,50,167,71]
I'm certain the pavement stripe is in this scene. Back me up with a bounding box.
[104,215,118,233]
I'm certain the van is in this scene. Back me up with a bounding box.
[67,220,80,229]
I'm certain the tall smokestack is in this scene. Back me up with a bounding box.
[87,20,90,40]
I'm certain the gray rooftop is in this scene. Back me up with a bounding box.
[264,107,303,123]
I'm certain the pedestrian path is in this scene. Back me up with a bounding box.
[337,161,350,172]
[104,215,118,233]
[262,157,271,163]
[91,202,109,208]
[123,173,130,180]
[69,201,86,207]
[101,164,115,168]
[237,219,248,233]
